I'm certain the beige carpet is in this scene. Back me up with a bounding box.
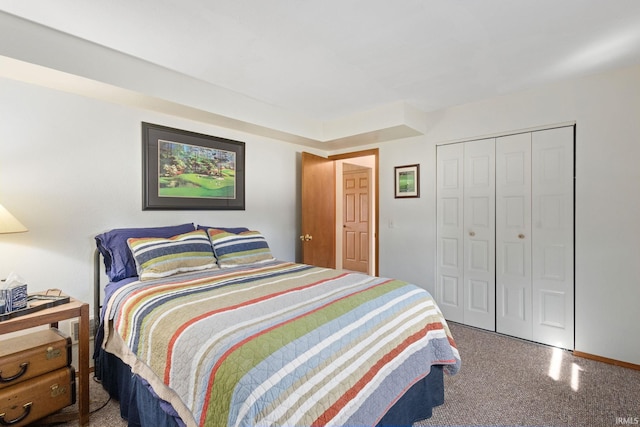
[418,322,640,426]
[39,322,639,426]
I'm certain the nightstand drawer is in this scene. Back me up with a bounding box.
[0,366,76,427]
[0,329,71,389]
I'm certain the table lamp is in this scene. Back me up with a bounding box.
[0,203,27,313]
[0,203,27,234]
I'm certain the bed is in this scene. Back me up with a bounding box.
[93,223,460,427]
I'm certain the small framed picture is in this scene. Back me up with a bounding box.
[394,164,420,198]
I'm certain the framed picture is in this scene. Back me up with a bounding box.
[394,164,420,198]
[142,122,245,210]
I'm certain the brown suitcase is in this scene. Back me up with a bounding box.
[0,366,76,427]
[0,329,71,389]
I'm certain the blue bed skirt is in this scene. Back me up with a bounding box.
[95,344,444,427]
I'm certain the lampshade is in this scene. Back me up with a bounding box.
[0,203,27,234]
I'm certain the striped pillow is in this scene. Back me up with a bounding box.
[207,229,274,268]
[127,230,218,280]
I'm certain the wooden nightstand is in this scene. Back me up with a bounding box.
[0,298,89,426]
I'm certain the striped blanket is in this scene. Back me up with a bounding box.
[102,261,460,427]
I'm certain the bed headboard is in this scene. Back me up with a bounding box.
[93,248,102,334]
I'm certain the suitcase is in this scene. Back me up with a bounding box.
[0,366,76,427]
[0,328,71,389]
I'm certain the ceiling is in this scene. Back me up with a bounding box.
[2,0,640,124]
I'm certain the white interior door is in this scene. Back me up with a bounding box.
[463,139,496,330]
[438,126,574,346]
[496,133,533,340]
[531,127,574,349]
[436,143,464,322]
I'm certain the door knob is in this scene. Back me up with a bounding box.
[469,231,475,237]
[518,233,525,239]
[299,234,313,241]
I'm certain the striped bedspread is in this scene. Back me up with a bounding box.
[102,261,460,427]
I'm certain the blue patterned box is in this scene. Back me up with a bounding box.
[1,284,28,312]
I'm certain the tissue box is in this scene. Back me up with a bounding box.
[1,284,28,312]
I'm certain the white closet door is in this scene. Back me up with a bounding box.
[463,139,495,330]
[496,133,533,340]
[531,127,574,349]
[436,143,464,322]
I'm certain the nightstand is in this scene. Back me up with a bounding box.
[0,298,89,426]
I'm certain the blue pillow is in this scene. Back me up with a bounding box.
[95,223,195,281]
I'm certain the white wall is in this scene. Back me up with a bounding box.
[377,64,640,365]
[0,77,302,311]
[378,137,435,291]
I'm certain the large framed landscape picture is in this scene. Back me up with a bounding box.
[142,122,245,210]
[394,164,420,198]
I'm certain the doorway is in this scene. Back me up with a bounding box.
[300,149,379,275]
[331,150,378,275]
[335,159,375,274]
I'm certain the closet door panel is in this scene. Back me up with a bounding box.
[496,133,532,340]
[532,126,574,349]
[436,143,464,322]
[503,286,526,321]
[463,139,495,330]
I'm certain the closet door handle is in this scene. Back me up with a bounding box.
[468,231,475,237]
[518,233,525,239]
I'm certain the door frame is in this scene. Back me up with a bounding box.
[330,149,379,276]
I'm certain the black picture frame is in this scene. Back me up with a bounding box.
[142,122,245,210]
[394,164,420,198]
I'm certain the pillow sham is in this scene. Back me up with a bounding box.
[127,229,218,280]
[196,225,249,234]
[95,223,195,281]
[207,229,275,268]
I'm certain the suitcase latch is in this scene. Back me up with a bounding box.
[50,383,66,397]
[46,346,61,360]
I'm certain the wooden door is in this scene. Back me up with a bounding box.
[463,139,496,331]
[531,126,574,349]
[496,133,533,341]
[342,168,370,273]
[301,152,336,268]
[436,143,465,322]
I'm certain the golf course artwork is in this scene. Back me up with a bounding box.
[142,122,245,210]
[158,140,236,199]
[394,164,420,198]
